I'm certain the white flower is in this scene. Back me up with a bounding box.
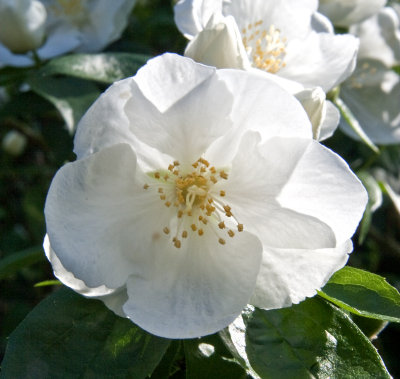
[0,0,137,67]
[318,0,386,28]
[174,0,359,93]
[339,7,400,144]
[44,53,367,339]
[0,0,46,54]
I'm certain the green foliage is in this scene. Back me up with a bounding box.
[244,298,391,379]
[39,53,152,83]
[1,287,171,378]
[0,246,44,280]
[319,267,400,323]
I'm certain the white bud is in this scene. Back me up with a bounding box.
[2,130,27,156]
[0,0,47,54]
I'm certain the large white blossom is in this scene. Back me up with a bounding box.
[174,0,359,93]
[44,54,367,339]
[0,0,137,67]
[318,0,387,28]
[340,7,400,144]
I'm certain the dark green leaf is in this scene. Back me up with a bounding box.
[0,246,44,280]
[150,341,183,379]
[0,66,31,86]
[39,53,151,83]
[319,266,400,323]
[1,287,171,378]
[27,76,100,133]
[245,297,391,379]
[184,333,248,379]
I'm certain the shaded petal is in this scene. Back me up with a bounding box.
[281,32,359,91]
[123,228,263,338]
[277,139,368,244]
[43,234,128,317]
[319,0,386,28]
[251,240,353,309]
[318,100,340,141]
[220,132,336,250]
[350,7,400,67]
[45,143,171,289]
[340,60,400,144]
[205,69,312,167]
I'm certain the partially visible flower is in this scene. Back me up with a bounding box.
[44,54,367,339]
[318,0,387,28]
[339,7,400,144]
[174,0,359,92]
[0,0,46,54]
[2,130,28,156]
[0,0,137,67]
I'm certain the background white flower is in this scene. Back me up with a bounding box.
[0,0,137,67]
[339,7,400,144]
[44,53,367,339]
[318,0,387,28]
[174,0,359,93]
[0,0,46,54]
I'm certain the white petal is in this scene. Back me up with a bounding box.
[45,143,164,289]
[125,54,234,164]
[251,240,353,309]
[223,0,318,41]
[123,228,263,338]
[281,32,359,92]
[174,0,223,39]
[221,132,336,250]
[277,139,368,244]
[184,14,250,69]
[205,69,312,167]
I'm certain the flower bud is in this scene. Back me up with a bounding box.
[0,0,47,54]
[2,130,27,156]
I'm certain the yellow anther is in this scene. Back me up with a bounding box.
[237,224,244,232]
[218,221,225,229]
[160,194,166,200]
[210,167,216,174]
[165,201,171,207]
[220,171,228,179]
[164,174,169,181]
[154,172,160,179]
[220,190,226,197]
[228,230,235,238]
[191,224,197,231]
[198,229,204,236]
[200,167,206,173]
[173,170,179,176]
[201,218,208,225]
[210,176,217,184]
[223,205,231,212]
[163,227,170,235]
[192,162,199,168]
[182,231,188,238]
[174,239,181,248]
[158,188,163,193]
[177,210,183,218]
[219,238,226,245]
[168,164,174,171]
[143,184,149,190]
[173,160,180,166]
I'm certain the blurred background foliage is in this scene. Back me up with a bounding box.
[0,0,399,377]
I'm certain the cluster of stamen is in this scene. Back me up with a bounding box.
[143,158,243,248]
[242,21,287,74]
[51,0,86,25]
[349,61,378,89]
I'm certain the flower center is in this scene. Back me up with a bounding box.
[242,21,287,74]
[143,158,243,248]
